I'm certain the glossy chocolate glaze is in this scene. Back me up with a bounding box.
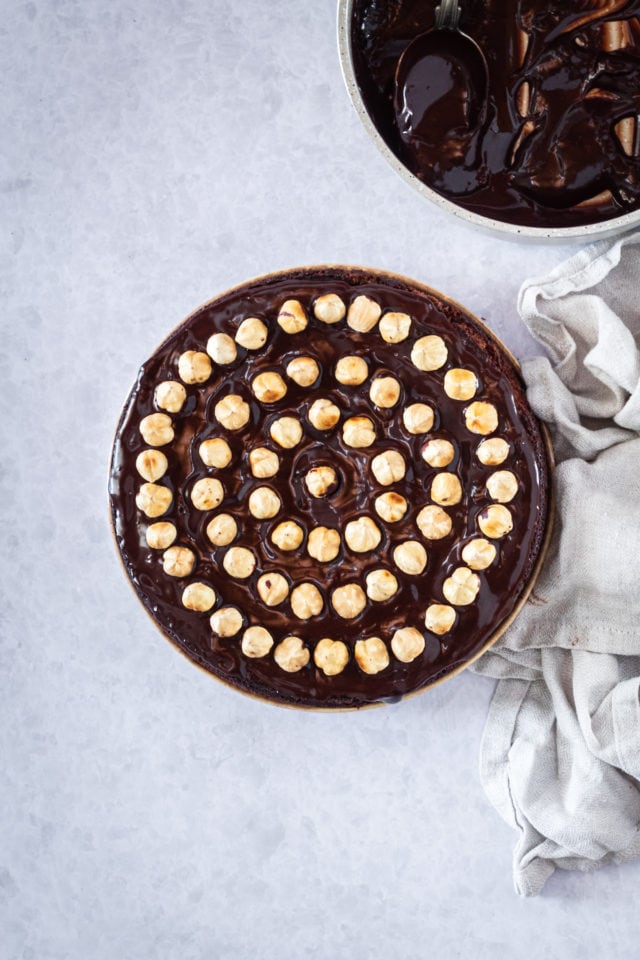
[352,0,640,228]
[109,268,550,709]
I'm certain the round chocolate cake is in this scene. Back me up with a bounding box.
[109,267,550,709]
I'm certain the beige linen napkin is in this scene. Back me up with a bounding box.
[472,232,640,896]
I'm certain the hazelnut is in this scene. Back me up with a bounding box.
[206,332,237,365]
[403,403,434,435]
[374,492,408,523]
[162,545,196,577]
[421,439,455,468]
[442,567,480,606]
[461,538,496,570]
[182,581,216,612]
[393,540,427,576]
[486,470,518,503]
[477,438,510,466]
[465,401,499,435]
[444,368,478,401]
[199,437,232,468]
[140,413,174,447]
[248,486,281,519]
[249,446,280,478]
[286,356,319,387]
[305,466,338,498]
[252,371,288,403]
[355,637,390,674]
[269,416,303,449]
[241,626,274,658]
[155,380,187,413]
[379,312,411,343]
[136,449,168,482]
[314,638,349,676]
[223,546,256,579]
[191,477,224,511]
[307,526,341,562]
[290,582,324,619]
[425,604,456,635]
[345,516,382,553]
[313,293,345,324]
[145,521,177,550]
[235,316,268,350]
[342,416,376,448]
[331,583,367,620]
[369,376,401,409]
[271,520,304,551]
[214,394,251,431]
[308,398,341,431]
[390,627,425,663]
[478,504,513,539]
[277,299,308,334]
[430,473,462,506]
[411,335,448,371]
[257,572,289,606]
[178,350,212,385]
[274,636,310,673]
[347,295,381,333]
[371,450,406,486]
[210,606,243,637]
[206,513,238,547]
[335,355,368,386]
[365,569,399,602]
[416,505,452,540]
[136,482,172,518]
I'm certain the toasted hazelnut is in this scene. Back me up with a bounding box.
[461,538,496,570]
[390,627,425,663]
[313,293,345,324]
[286,356,319,387]
[241,626,274,658]
[290,582,324,619]
[248,486,281,519]
[274,636,310,673]
[486,470,518,503]
[236,316,268,350]
[314,638,349,676]
[371,450,406,486]
[355,637,390,674]
[155,380,187,413]
[271,520,304,551]
[444,368,478,401]
[331,584,367,619]
[393,540,427,576]
[182,582,216,612]
[162,545,196,578]
[431,473,462,506]
[335,355,368,386]
[345,516,382,553]
[342,416,376,449]
[365,569,399,602]
[140,413,174,447]
[136,482,172,518]
[199,437,232,468]
[308,398,341,432]
[425,604,456,635]
[347,295,381,333]
[277,299,307,334]
[257,572,289,606]
[136,449,168,482]
[370,376,401,409]
[403,403,434,434]
[411,335,448,371]
[249,446,280,479]
[443,567,480,606]
[307,526,341,562]
[374,492,408,523]
[379,311,411,343]
[478,504,513,539]
[146,521,177,550]
[191,477,224,511]
[305,466,338,497]
[252,371,288,403]
[465,401,499,435]
[269,416,303,449]
[206,513,237,547]
[223,546,256,579]
[178,350,212,385]
[206,332,237,365]
[214,394,251,431]
[416,505,452,540]
[477,438,510,465]
[421,439,455,468]
[210,606,243,637]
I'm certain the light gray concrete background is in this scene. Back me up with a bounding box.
[2,1,639,957]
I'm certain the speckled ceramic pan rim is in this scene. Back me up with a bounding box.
[337,0,640,243]
[109,264,555,711]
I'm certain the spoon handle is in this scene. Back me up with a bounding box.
[435,0,461,30]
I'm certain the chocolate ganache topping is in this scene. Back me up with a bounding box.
[109,267,550,709]
[351,0,640,228]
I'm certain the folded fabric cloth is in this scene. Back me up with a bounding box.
[472,232,640,896]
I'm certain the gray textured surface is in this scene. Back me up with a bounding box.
[2,1,639,958]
